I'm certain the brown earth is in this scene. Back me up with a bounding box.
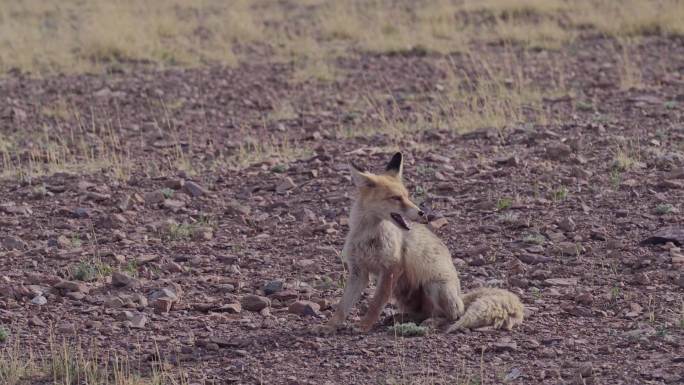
[1,36,684,384]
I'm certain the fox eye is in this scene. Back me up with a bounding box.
[391,196,402,202]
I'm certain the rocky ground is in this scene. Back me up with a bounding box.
[1,36,684,384]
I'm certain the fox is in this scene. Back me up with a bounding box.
[445,287,524,332]
[317,152,524,334]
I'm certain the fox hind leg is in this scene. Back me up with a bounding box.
[427,281,464,321]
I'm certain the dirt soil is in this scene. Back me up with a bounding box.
[1,36,684,385]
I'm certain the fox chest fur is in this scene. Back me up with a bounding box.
[342,217,403,274]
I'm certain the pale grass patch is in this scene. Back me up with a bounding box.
[434,52,547,134]
[570,0,684,37]
[615,39,644,90]
[462,0,569,17]
[0,0,261,74]
[1,332,182,385]
[611,139,642,171]
[228,136,312,168]
[491,18,573,50]
[0,108,132,181]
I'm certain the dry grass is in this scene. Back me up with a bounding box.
[434,51,548,134]
[228,136,313,168]
[0,332,184,385]
[0,0,260,74]
[1,0,683,75]
[0,107,132,182]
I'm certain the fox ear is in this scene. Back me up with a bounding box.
[349,163,374,188]
[385,152,403,179]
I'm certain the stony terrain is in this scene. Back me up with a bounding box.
[1,33,684,384]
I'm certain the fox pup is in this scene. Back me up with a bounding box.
[323,152,465,333]
[446,287,524,332]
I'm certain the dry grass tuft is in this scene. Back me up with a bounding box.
[0,331,185,385]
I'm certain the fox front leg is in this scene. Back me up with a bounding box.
[357,267,399,332]
[327,264,369,329]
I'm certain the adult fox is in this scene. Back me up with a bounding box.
[319,152,523,333]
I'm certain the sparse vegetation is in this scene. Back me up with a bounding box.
[71,259,113,282]
[0,334,184,385]
[654,203,674,215]
[496,197,513,211]
[388,322,428,337]
[523,233,546,245]
[0,327,7,343]
[551,186,568,202]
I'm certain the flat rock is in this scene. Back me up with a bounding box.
[183,181,208,197]
[55,280,89,293]
[31,295,47,305]
[264,280,284,296]
[544,278,578,286]
[241,294,270,312]
[288,300,321,316]
[2,235,28,250]
[111,272,139,288]
[129,314,148,329]
[557,217,576,232]
[276,177,297,193]
[144,190,166,205]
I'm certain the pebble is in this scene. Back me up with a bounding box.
[288,300,321,316]
[55,280,89,293]
[558,217,576,232]
[144,190,166,205]
[183,181,208,197]
[544,278,578,286]
[241,295,270,312]
[130,314,148,329]
[111,272,139,288]
[264,280,284,296]
[2,235,28,250]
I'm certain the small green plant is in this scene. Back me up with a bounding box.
[0,326,8,342]
[523,233,546,245]
[72,261,98,282]
[551,186,568,202]
[270,164,287,173]
[530,287,541,299]
[70,235,82,248]
[387,322,427,337]
[611,285,621,302]
[654,203,674,215]
[496,197,513,211]
[414,185,428,205]
[123,260,139,276]
[314,276,335,290]
[161,187,174,199]
[664,101,677,110]
[610,168,622,190]
[164,223,192,240]
[71,259,112,281]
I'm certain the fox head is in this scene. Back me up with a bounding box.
[349,152,425,231]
